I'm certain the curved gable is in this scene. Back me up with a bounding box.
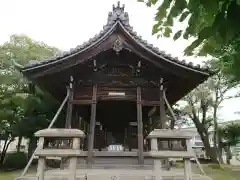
[21,2,211,77]
[19,2,213,104]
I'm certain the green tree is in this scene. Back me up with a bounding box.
[138,0,240,81]
[0,34,60,163]
[0,90,28,163]
[179,68,239,163]
[205,60,240,162]
[181,83,219,162]
[218,122,240,164]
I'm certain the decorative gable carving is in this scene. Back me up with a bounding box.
[112,36,123,54]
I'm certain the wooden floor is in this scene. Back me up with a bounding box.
[17,168,212,180]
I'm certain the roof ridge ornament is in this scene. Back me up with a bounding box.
[107,1,129,27]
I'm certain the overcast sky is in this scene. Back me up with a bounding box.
[0,0,239,121]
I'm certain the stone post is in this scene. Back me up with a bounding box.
[149,136,162,180]
[184,158,191,180]
[150,138,158,152]
[37,137,45,180]
[69,138,81,180]
[184,139,192,180]
[34,129,85,180]
[147,129,196,180]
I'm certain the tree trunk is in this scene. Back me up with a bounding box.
[213,104,223,163]
[224,145,232,164]
[218,140,224,163]
[16,136,23,152]
[195,121,219,163]
[170,118,175,129]
[0,139,12,164]
[218,143,224,164]
[0,140,8,164]
[213,106,217,147]
[201,133,218,163]
[27,137,37,159]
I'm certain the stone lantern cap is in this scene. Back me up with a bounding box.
[147,129,195,139]
[35,128,85,138]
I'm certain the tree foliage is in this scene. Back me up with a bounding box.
[0,35,60,163]
[218,122,240,164]
[218,122,240,146]
[138,0,240,81]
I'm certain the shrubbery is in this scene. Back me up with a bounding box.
[3,152,28,170]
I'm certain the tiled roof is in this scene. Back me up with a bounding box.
[22,2,211,74]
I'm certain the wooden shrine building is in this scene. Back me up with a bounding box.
[19,2,212,166]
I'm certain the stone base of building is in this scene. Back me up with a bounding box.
[16,168,212,180]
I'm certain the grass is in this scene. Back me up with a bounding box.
[175,163,240,180]
[201,165,240,180]
[190,164,240,180]
[0,170,22,180]
[0,167,36,180]
[0,165,239,180]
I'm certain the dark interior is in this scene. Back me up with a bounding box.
[77,100,151,148]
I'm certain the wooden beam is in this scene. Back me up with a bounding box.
[70,100,93,105]
[74,73,161,87]
[87,84,97,167]
[71,99,163,105]
[137,86,144,165]
[141,100,161,106]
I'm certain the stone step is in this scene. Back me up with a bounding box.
[16,174,211,180]
[16,168,212,180]
[62,157,154,169]
[76,158,149,165]
[76,164,153,169]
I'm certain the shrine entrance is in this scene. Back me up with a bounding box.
[95,101,138,151]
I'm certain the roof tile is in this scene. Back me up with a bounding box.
[22,1,211,74]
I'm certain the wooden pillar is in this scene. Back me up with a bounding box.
[61,76,74,169]
[159,78,170,169]
[65,76,74,128]
[87,84,97,166]
[137,86,144,164]
[73,110,79,128]
[78,116,82,130]
[159,78,166,128]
